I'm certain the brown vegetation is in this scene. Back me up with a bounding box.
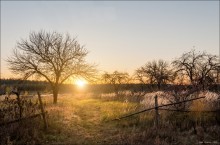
[0,90,219,145]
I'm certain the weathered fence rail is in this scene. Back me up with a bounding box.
[110,94,220,131]
[0,112,46,127]
[37,92,48,129]
[158,108,220,113]
[0,91,48,129]
[111,96,206,121]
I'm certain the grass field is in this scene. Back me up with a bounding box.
[1,92,220,145]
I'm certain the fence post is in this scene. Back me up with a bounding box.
[154,95,159,128]
[37,92,48,130]
[12,91,22,119]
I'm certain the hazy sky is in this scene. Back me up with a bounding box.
[1,1,219,78]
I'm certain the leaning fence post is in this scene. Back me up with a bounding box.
[154,95,159,128]
[12,91,22,119]
[37,92,48,130]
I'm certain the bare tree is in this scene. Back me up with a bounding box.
[172,49,219,90]
[135,60,175,90]
[7,30,96,104]
[102,71,130,95]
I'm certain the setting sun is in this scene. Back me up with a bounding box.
[1,1,219,144]
[75,79,87,87]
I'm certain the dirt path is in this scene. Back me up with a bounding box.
[45,96,123,144]
[70,98,120,144]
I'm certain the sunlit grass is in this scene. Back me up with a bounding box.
[36,94,141,144]
[1,91,219,144]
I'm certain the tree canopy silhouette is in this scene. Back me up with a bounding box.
[102,71,130,94]
[136,60,175,90]
[172,49,220,90]
[7,30,96,103]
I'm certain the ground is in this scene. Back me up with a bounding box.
[41,94,140,144]
[1,92,220,145]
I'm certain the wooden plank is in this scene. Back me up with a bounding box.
[12,91,22,118]
[37,92,48,130]
[154,95,159,127]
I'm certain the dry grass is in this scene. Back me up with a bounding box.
[0,92,220,145]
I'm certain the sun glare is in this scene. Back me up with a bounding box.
[75,79,87,87]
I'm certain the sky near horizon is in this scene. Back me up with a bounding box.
[1,1,219,79]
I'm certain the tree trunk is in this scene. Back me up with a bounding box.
[202,83,205,92]
[157,82,161,90]
[114,84,119,95]
[53,86,59,104]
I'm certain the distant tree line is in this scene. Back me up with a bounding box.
[0,79,200,95]
[0,79,49,95]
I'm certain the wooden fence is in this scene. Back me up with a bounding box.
[0,91,48,130]
[111,95,220,127]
